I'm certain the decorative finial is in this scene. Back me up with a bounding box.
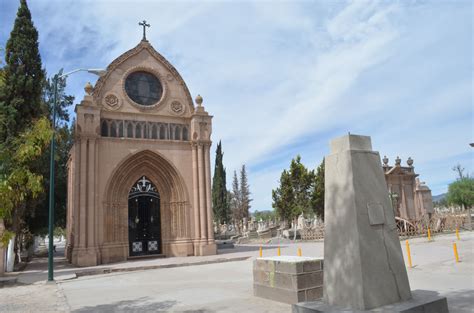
[382,155,389,166]
[407,157,414,167]
[395,156,401,166]
[195,94,203,107]
[84,82,93,95]
[139,20,151,41]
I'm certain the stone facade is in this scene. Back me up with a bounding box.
[66,39,216,267]
[382,156,434,221]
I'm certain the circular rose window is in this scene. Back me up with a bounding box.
[125,71,163,106]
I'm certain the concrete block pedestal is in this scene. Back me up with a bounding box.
[293,289,449,313]
[253,256,324,304]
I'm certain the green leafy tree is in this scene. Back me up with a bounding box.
[0,118,52,245]
[212,141,230,224]
[240,164,252,219]
[272,169,293,222]
[25,73,74,234]
[272,155,315,226]
[311,158,325,219]
[0,47,5,86]
[0,0,45,142]
[0,0,48,248]
[447,177,474,230]
[446,178,473,210]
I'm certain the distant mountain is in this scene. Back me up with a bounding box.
[432,193,446,202]
[251,209,273,216]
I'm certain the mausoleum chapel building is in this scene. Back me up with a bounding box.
[382,156,434,221]
[66,30,216,266]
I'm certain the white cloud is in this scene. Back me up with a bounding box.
[2,0,470,211]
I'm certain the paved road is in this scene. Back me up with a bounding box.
[60,260,290,313]
[1,232,472,312]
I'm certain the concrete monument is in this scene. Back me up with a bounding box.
[294,134,448,312]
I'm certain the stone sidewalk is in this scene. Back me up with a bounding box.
[8,244,283,285]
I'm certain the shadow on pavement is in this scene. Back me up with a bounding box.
[444,289,474,313]
[217,244,283,255]
[73,298,179,313]
[72,298,217,313]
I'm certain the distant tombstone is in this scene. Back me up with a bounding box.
[297,213,305,230]
[221,223,228,234]
[0,219,5,275]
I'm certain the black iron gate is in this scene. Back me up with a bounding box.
[128,176,161,257]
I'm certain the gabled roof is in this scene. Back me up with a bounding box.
[92,40,194,113]
[385,166,418,176]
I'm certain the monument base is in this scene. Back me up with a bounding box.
[292,290,448,313]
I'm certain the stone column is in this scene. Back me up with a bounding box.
[79,138,88,248]
[71,142,80,254]
[400,176,408,219]
[197,143,207,241]
[87,138,96,248]
[192,143,201,242]
[204,143,214,242]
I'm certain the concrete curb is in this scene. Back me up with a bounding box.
[74,256,251,278]
[0,276,18,288]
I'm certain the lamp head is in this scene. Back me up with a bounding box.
[87,69,107,77]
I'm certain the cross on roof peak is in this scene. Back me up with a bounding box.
[139,20,151,41]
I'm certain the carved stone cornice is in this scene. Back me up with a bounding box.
[79,134,99,140]
[191,140,212,148]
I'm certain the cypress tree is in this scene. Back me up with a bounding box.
[231,170,241,222]
[211,141,229,224]
[311,158,325,219]
[0,0,45,142]
[240,164,252,219]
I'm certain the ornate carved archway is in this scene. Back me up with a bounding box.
[102,150,191,252]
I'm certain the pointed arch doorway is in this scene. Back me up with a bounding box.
[128,176,162,256]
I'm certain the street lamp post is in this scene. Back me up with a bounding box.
[48,68,106,282]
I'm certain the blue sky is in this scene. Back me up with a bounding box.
[1,0,472,211]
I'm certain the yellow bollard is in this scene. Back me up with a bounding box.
[297,247,302,257]
[277,246,281,256]
[453,243,460,263]
[456,228,460,240]
[427,228,431,241]
[259,246,262,257]
[405,240,412,268]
